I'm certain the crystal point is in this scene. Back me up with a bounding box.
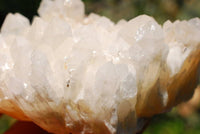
[0,0,199,133]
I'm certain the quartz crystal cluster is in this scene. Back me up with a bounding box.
[0,0,199,133]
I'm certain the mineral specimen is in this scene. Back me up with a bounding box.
[0,0,199,133]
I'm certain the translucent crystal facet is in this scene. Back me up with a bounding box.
[0,0,199,133]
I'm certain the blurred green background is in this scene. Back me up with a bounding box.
[83,0,200,23]
[0,0,200,134]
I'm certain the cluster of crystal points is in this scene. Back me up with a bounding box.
[0,0,199,133]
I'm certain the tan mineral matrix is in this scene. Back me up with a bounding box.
[0,0,199,133]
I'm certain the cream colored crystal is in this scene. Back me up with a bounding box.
[0,0,199,134]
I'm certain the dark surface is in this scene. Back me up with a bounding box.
[5,121,50,134]
[0,0,41,27]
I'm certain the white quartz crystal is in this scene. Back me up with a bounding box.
[0,0,199,134]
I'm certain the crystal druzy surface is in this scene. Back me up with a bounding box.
[0,0,199,133]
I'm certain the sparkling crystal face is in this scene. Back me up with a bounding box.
[0,0,199,133]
